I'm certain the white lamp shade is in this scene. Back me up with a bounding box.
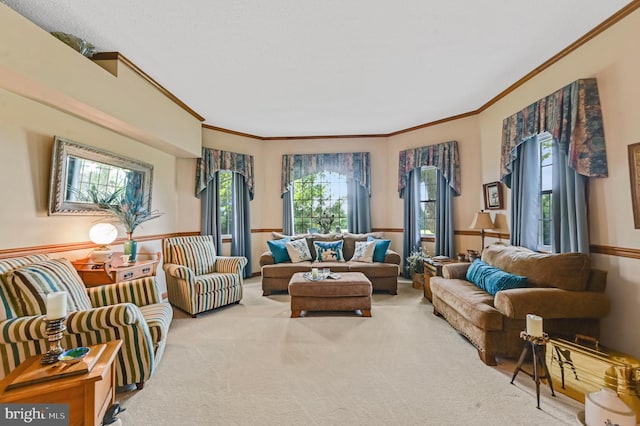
[469,211,495,230]
[89,223,118,245]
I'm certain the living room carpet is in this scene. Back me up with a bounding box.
[116,277,583,425]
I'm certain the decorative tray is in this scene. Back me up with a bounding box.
[302,272,341,281]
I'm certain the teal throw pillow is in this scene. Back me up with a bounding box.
[367,236,391,262]
[313,240,345,262]
[466,259,527,296]
[267,238,291,263]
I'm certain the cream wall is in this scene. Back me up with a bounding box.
[478,8,640,357]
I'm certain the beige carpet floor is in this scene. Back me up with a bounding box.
[116,277,583,425]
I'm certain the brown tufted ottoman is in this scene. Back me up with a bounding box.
[289,271,372,318]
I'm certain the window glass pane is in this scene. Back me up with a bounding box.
[538,133,553,249]
[293,171,348,234]
[219,171,233,236]
[419,167,437,235]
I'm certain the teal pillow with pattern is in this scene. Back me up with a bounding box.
[313,240,345,262]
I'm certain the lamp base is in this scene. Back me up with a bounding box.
[90,247,112,264]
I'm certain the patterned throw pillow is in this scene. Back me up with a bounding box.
[267,238,291,263]
[367,236,391,262]
[350,241,376,263]
[313,240,345,262]
[285,239,312,263]
[7,258,92,316]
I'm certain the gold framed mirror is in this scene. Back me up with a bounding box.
[48,136,154,215]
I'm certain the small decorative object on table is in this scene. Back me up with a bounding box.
[41,292,67,365]
[58,347,90,364]
[510,324,556,409]
[87,185,163,263]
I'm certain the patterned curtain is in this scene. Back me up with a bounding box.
[281,152,370,196]
[397,141,460,197]
[196,148,255,200]
[501,78,608,181]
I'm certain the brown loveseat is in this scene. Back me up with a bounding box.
[430,243,610,366]
[260,232,401,296]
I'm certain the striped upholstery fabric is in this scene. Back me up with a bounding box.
[0,255,173,388]
[0,254,50,321]
[7,259,92,316]
[163,236,247,316]
[169,239,217,276]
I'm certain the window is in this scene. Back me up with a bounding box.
[538,133,553,250]
[219,170,233,236]
[419,167,437,236]
[292,171,348,234]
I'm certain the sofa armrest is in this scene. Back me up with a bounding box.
[494,288,610,320]
[0,304,144,344]
[88,277,161,307]
[163,263,195,281]
[215,256,248,274]
[442,263,471,279]
[383,250,401,265]
[259,251,276,266]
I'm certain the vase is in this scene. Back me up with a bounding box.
[123,233,138,263]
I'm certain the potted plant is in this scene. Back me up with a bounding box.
[88,186,163,262]
[406,248,429,289]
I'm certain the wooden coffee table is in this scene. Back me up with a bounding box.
[288,271,372,317]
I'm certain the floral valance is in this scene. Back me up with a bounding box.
[397,140,460,198]
[281,152,371,196]
[501,78,608,181]
[196,148,255,200]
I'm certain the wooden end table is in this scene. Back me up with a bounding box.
[72,252,160,287]
[0,340,122,426]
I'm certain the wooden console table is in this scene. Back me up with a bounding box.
[72,252,160,287]
[0,340,122,426]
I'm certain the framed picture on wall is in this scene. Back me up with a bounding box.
[628,142,640,228]
[483,181,503,210]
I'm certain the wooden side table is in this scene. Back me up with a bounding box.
[72,252,160,287]
[0,340,122,426]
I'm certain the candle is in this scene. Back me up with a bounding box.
[311,268,319,279]
[46,292,67,320]
[526,314,543,337]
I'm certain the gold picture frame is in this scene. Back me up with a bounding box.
[628,142,640,228]
[483,181,503,210]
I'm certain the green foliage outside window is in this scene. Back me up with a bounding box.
[219,171,233,236]
[293,171,347,234]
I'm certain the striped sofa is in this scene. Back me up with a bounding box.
[0,254,172,389]
[163,235,247,317]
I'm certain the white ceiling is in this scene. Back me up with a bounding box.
[1,0,633,137]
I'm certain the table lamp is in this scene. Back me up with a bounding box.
[469,210,495,251]
[89,223,118,263]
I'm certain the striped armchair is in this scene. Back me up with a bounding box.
[0,254,172,389]
[163,235,247,317]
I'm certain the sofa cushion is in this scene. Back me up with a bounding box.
[351,241,376,263]
[307,233,342,259]
[347,262,399,277]
[0,254,51,321]
[481,244,590,291]
[7,258,92,316]
[430,277,503,331]
[170,240,217,276]
[267,238,291,263]
[313,240,345,262]
[343,232,384,260]
[285,239,313,262]
[367,237,391,262]
[262,262,313,278]
[466,259,528,296]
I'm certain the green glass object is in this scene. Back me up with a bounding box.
[124,234,138,262]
